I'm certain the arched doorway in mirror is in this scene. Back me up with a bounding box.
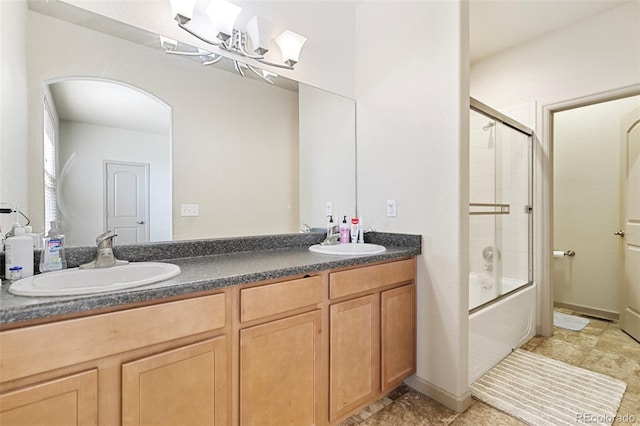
[44,78,172,247]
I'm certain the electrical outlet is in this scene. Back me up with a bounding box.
[325,202,333,217]
[386,199,397,217]
[180,204,199,217]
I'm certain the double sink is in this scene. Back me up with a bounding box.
[7,243,385,297]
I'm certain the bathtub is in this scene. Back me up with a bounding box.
[468,274,536,384]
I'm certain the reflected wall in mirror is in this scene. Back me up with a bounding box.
[46,79,172,246]
[19,1,356,247]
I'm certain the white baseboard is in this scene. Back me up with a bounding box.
[404,375,472,413]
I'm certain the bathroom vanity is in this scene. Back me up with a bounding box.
[0,233,419,425]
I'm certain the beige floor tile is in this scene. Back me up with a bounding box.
[579,318,610,336]
[532,336,592,366]
[580,348,640,394]
[392,390,460,425]
[450,400,527,425]
[344,309,640,425]
[615,391,640,422]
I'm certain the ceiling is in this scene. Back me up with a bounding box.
[47,0,631,133]
[469,0,630,63]
[49,80,171,135]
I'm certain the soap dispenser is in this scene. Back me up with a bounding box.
[40,221,67,273]
[339,216,350,243]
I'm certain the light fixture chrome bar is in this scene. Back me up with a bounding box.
[177,24,294,71]
[202,56,224,66]
[164,49,212,57]
[246,64,274,84]
[178,22,223,48]
[233,60,245,77]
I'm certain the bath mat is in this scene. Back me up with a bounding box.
[470,349,626,426]
[554,311,590,331]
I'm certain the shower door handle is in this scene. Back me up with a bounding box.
[614,230,625,237]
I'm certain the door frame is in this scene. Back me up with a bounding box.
[538,84,640,336]
[103,160,150,242]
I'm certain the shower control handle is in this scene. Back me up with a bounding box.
[614,230,625,237]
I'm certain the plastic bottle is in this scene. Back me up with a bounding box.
[5,226,34,279]
[339,216,350,243]
[24,226,42,250]
[350,218,359,243]
[40,221,67,273]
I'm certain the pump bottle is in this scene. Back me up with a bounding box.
[5,226,34,279]
[339,216,350,243]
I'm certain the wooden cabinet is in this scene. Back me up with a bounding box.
[238,276,323,426]
[381,284,415,392]
[1,257,416,426]
[328,258,416,424]
[329,295,379,421]
[0,370,98,426]
[240,310,322,426]
[122,337,227,426]
[0,293,228,426]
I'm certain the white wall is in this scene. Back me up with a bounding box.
[0,0,29,231]
[58,121,171,246]
[470,0,640,334]
[59,0,357,98]
[355,0,470,410]
[553,96,640,316]
[471,1,640,110]
[299,84,356,228]
[27,11,299,240]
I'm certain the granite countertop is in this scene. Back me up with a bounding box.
[0,232,421,326]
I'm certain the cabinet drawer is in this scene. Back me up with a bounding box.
[0,293,226,383]
[241,276,322,322]
[329,259,415,300]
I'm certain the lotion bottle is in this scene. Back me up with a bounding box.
[339,216,350,243]
[350,218,359,243]
[40,221,67,273]
[5,226,34,278]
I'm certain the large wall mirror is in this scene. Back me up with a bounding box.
[19,0,356,247]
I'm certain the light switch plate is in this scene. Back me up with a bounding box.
[181,204,199,217]
[386,199,397,217]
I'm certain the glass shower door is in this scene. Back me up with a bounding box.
[469,107,532,311]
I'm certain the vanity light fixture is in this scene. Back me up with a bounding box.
[166,0,306,82]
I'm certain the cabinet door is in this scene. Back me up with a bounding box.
[329,294,379,422]
[0,369,98,426]
[240,310,322,426]
[381,284,416,392]
[122,337,227,426]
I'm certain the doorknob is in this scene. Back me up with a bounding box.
[136,220,145,225]
[614,230,625,237]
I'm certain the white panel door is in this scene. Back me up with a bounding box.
[620,108,640,342]
[105,161,150,244]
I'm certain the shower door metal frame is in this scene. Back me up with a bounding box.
[469,97,535,314]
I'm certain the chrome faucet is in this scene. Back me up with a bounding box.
[320,225,340,245]
[79,230,129,269]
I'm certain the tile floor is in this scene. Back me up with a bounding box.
[339,309,640,425]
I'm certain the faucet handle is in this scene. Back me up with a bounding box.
[96,230,116,246]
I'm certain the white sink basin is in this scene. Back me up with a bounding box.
[309,243,386,256]
[8,262,181,297]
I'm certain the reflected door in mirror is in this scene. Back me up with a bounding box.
[105,161,150,244]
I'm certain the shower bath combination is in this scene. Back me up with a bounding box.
[468,98,535,384]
